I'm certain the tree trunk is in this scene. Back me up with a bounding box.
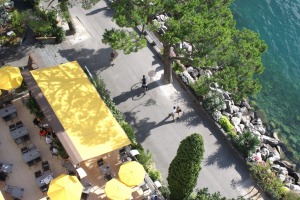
[162,42,172,83]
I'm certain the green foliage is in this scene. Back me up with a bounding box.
[136,149,153,171]
[218,115,235,136]
[25,97,43,118]
[202,92,225,115]
[190,76,211,97]
[10,10,26,35]
[172,62,184,74]
[19,8,65,40]
[188,187,245,200]
[160,184,171,199]
[102,29,147,54]
[92,76,124,123]
[167,133,204,200]
[232,131,260,157]
[120,121,137,145]
[282,191,300,200]
[249,163,285,199]
[148,168,161,181]
[81,0,101,10]
[52,138,69,159]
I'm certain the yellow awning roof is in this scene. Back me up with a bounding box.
[31,61,131,163]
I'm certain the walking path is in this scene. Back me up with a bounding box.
[2,1,270,199]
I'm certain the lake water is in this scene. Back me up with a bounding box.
[231,0,300,165]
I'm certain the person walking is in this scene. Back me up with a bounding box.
[110,50,117,66]
[142,75,148,93]
[169,106,177,121]
[175,106,182,119]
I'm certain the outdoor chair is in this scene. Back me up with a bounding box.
[3,115,12,123]
[0,172,8,182]
[104,174,113,181]
[42,161,51,172]
[97,159,104,167]
[119,148,126,156]
[22,135,31,143]
[81,193,89,200]
[34,170,42,178]
[3,184,13,194]
[27,160,35,167]
[40,185,48,193]
[35,157,42,165]
[20,147,28,154]
[9,124,16,131]
[15,121,23,128]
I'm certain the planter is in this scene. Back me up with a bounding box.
[35,36,56,44]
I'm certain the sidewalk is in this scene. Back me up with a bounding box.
[3,1,269,198]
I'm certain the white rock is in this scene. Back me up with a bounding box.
[240,107,248,115]
[231,117,241,126]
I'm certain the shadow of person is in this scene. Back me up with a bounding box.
[153,115,174,129]
[113,82,145,105]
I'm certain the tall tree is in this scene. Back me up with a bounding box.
[167,133,204,200]
[104,0,235,83]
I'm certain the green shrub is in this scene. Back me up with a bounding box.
[167,133,204,200]
[148,169,161,181]
[121,121,136,144]
[282,191,300,200]
[218,115,236,136]
[249,162,285,199]
[136,149,153,171]
[190,76,210,97]
[172,62,184,74]
[160,184,171,199]
[10,10,26,35]
[54,27,65,43]
[25,97,43,118]
[232,131,260,157]
[202,92,225,115]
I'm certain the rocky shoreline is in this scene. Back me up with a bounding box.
[178,66,300,195]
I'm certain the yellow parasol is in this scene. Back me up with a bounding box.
[118,161,146,186]
[47,174,83,200]
[105,178,132,200]
[0,66,23,90]
[0,190,4,200]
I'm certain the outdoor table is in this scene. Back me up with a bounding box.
[99,164,111,175]
[22,148,41,164]
[10,126,29,141]
[0,162,13,173]
[11,186,24,199]
[35,171,53,188]
[0,104,16,118]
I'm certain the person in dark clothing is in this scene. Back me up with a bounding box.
[142,75,148,92]
[110,50,118,66]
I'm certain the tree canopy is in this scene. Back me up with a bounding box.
[103,0,267,100]
[167,133,204,200]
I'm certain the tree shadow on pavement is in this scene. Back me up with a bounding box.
[58,47,112,75]
[86,7,111,16]
[122,110,156,143]
[204,140,235,169]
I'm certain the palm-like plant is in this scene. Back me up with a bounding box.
[233,130,260,157]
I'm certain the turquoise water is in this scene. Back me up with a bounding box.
[231,0,300,164]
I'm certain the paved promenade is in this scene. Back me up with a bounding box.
[2,1,270,199]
